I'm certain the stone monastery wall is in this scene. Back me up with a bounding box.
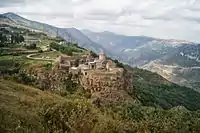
[80,69,133,93]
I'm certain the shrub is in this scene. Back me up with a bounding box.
[38,49,43,53]
[39,101,97,133]
[50,42,83,55]
[26,43,37,49]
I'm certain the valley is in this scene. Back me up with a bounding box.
[141,44,200,91]
[142,61,200,91]
[2,12,199,91]
[82,30,200,91]
[1,12,200,133]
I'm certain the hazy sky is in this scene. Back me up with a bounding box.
[1,0,200,42]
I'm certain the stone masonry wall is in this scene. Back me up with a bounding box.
[80,69,133,93]
[79,69,134,104]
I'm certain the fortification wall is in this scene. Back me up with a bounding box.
[80,69,133,93]
[79,69,134,104]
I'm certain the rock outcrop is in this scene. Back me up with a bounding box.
[80,69,134,104]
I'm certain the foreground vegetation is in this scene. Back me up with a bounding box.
[1,80,200,133]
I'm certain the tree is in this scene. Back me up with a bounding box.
[0,33,7,47]
[91,51,98,58]
[66,51,73,56]
[29,43,37,49]
[114,59,124,68]
[11,34,24,44]
[0,33,3,47]
[74,59,79,67]
[11,34,14,44]
[19,35,24,43]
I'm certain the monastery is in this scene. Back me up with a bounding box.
[55,51,133,98]
[57,51,119,75]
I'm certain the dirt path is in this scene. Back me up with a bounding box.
[26,53,55,61]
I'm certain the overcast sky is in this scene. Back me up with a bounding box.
[1,0,200,42]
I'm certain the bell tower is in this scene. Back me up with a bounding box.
[99,51,106,61]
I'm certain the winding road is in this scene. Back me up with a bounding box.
[26,53,55,61]
[26,46,57,61]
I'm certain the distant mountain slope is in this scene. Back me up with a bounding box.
[142,44,200,90]
[82,29,154,51]
[82,29,194,66]
[83,30,200,90]
[0,13,15,25]
[0,13,104,53]
[161,44,200,67]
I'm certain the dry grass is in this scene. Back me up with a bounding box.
[0,79,66,133]
[31,51,62,59]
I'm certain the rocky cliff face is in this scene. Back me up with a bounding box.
[23,63,135,104]
[80,69,134,104]
[22,64,75,90]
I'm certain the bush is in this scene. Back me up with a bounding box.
[17,72,36,85]
[50,42,83,55]
[38,49,43,53]
[26,43,37,49]
[114,59,124,68]
[44,63,52,70]
[39,101,97,133]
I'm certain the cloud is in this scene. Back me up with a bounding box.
[0,0,25,7]
[18,12,73,18]
[1,0,200,42]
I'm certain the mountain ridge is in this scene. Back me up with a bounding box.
[82,29,194,45]
[0,12,107,54]
[82,29,195,66]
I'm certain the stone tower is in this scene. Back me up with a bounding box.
[99,51,106,61]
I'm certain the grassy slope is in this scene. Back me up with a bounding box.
[0,79,65,132]
[131,68,200,110]
[0,79,137,133]
[1,79,200,133]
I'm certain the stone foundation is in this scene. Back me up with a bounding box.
[79,69,134,104]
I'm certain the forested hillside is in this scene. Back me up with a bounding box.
[130,68,200,110]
